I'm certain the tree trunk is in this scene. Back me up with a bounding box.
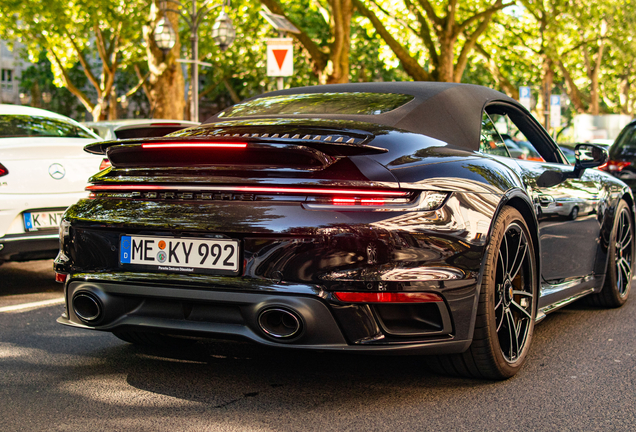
[108,87,118,120]
[325,0,353,84]
[619,73,632,115]
[30,81,42,108]
[538,56,554,130]
[143,1,185,119]
[437,37,456,82]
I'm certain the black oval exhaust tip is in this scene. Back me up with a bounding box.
[258,308,302,339]
[72,292,102,323]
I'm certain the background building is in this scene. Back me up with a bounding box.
[0,40,33,105]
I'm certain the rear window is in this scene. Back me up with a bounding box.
[217,92,414,118]
[0,115,96,138]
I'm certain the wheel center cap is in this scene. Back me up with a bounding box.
[503,280,513,305]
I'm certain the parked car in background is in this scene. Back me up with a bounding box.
[83,119,199,140]
[600,120,636,192]
[503,136,544,161]
[56,83,633,380]
[536,195,597,220]
[0,105,102,264]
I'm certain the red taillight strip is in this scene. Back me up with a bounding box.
[141,142,247,149]
[0,162,8,177]
[333,198,356,205]
[85,184,409,197]
[333,292,443,303]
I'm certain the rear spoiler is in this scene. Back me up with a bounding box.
[84,130,388,157]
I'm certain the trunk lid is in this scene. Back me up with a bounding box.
[0,137,104,194]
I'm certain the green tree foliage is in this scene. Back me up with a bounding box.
[355,0,512,82]
[2,0,636,122]
[0,0,148,120]
[19,53,89,119]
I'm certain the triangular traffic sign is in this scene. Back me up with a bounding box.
[272,49,288,70]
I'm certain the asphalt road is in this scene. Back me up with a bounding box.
[1,260,635,431]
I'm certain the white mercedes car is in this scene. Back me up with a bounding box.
[0,105,103,265]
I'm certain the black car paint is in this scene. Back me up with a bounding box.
[55,91,634,354]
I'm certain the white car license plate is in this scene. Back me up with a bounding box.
[23,210,66,231]
[119,235,239,275]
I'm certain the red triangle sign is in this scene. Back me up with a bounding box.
[272,49,288,70]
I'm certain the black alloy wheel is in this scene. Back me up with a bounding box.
[428,207,537,379]
[493,220,534,363]
[587,199,634,308]
[614,206,633,297]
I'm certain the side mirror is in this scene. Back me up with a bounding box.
[573,143,609,174]
[536,144,609,188]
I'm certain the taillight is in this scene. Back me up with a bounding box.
[0,162,8,177]
[600,160,631,172]
[333,292,443,303]
[85,184,410,197]
[141,142,247,149]
[332,197,388,206]
[99,158,111,170]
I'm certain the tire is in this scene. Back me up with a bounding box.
[112,330,196,348]
[428,207,537,380]
[586,199,634,308]
[569,206,579,220]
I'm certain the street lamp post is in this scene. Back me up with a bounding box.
[155,0,235,121]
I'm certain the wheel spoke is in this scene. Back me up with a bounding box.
[503,233,510,277]
[621,235,632,251]
[496,307,505,332]
[511,300,532,320]
[619,216,631,246]
[617,216,625,247]
[498,250,506,280]
[512,290,533,297]
[506,308,519,360]
[509,240,527,281]
[619,258,631,283]
[494,295,503,311]
[509,232,522,275]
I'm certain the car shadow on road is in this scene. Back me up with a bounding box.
[110,336,495,407]
[0,259,61,296]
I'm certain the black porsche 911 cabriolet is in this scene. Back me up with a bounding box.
[54,83,634,379]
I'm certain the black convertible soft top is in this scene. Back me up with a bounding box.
[204,82,522,151]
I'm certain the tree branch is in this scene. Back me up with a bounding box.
[48,48,95,113]
[133,64,152,103]
[118,70,150,102]
[475,44,518,98]
[454,5,499,81]
[556,59,589,112]
[457,0,511,34]
[415,0,442,27]
[354,0,431,81]
[64,30,102,95]
[404,0,438,63]
[223,79,241,104]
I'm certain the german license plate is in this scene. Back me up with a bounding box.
[23,209,66,231]
[119,235,240,275]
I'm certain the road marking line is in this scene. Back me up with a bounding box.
[0,297,65,313]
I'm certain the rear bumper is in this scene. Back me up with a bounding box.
[0,232,59,262]
[58,280,471,354]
